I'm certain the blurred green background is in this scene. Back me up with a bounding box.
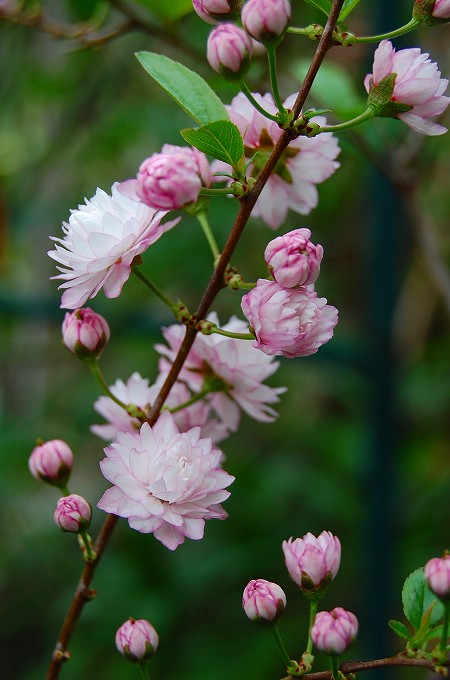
[1,1,449,679]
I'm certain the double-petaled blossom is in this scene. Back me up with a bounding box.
[115,618,159,662]
[311,608,358,655]
[264,228,323,288]
[62,307,110,360]
[207,24,253,80]
[193,0,243,23]
[364,40,450,135]
[213,92,340,228]
[155,313,286,425]
[118,145,213,211]
[241,279,338,358]
[424,555,450,600]
[97,411,234,550]
[282,531,341,596]
[242,579,286,624]
[241,0,291,44]
[54,494,92,533]
[48,184,178,309]
[29,439,74,487]
[92,371,235,444]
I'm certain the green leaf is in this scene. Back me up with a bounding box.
[136,52,229,126]
[302,0,332,15]
[302,0,361,20]
[388,619,412,641]
[181,121,244,168]
[402,568,445,633]
[133,0,193,21]
[339,0,363,21]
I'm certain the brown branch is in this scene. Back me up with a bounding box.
[280,654,450,679]
[45,2,346,677]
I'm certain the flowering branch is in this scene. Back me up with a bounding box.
[280,655,450,679]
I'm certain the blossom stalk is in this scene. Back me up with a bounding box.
[353,18,420,43]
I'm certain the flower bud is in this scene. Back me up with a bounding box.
[264,228,323,288]
[241,0,291,44]
[413,0,450,24]
[207,24,253,81]
[282,531,341,598]
[424,555,450,600]
[54,494,92,533]
[29,439,74,488]
[311,608,358,655]
[116,618,159,662]
[62,308,110,360]
[193,0,243,23]
[242,579,286,625]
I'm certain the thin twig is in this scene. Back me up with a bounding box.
[280,654,450,679]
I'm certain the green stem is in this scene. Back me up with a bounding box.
[235,280,256,290]
[240,81,280,123]
[131,265,176,309]
[195,210,220,260]
[137,663,150,680]
[439,601,450,654]
[272,625,293,667]
[286,26,313,36]
[87,361,129,410]
[320,107,375,133]
[267,46,286,116]
[199,187,237,196]
[79,531,96,562]
[354,18,420,43]
[60,484,70,496]
[210,327,255,341]
[330,654,341,680]
[307,600,319,654]
[168,389,210,414]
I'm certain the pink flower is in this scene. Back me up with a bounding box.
[241,0,291,43]
[432,0,450,18]
[242,579,286,624]
[264,228,323,288]
[97,411,234,550]
[241,279,338,358]
[207,24,253,80]
[193,0,243,23]
[311,608,358,655]
[118,145,212,210]
[424,555,450,600]
[155,313,286,424]
[282,531,341,595]
[49,184,178,309]
[213,92,340,228]
[364,40,450,136]
[92,371,235,444]
[116,618,159,662]
[29,439,73,487]
[54,494,92,533]
[62,307,110,359]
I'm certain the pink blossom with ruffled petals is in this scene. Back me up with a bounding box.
[424,555,450,600]
[282,531,341,594]
[432,0,450,18]
[242,579,286,624]
[193,0,243,23]
[48,184,178,309]
[264,228,323,288]
[213,92,340,228]
[62,307,110,359]
[116,618,159,662]
[207,24,253,79]
[97,411,234,550]
[364,40,450,136]
[155,313,286,425]
[311,608,358,654]
[241,279,338,358]
[241,0,291,43]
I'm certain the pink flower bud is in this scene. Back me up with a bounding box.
[241,0,291,44]
[54,494,92,533]
[193,0,243,23]
[282,531,341,597]
[115,618,159,662]
[242,579,286,624]
[264,228,324,288]
[62,308,110,360]
[432,0,450,18]
[424,555,450,600]
[207,24,253,80]
[241,279,338,358]
[311,608,358,655]
[29,439,74,487]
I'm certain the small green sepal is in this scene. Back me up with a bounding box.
[368,73,413,118]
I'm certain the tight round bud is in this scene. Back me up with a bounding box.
[241,0,291,44]
[264,228,323,288]
[282,531,341,597]
[193,0,243,23]
[116,618,159,662]
[242,579,286,625]
[425,555,450,600]
[62,308,110,360]
[54,494,92,533]
[311,608,358,655]
[207,24,253,80]
[29,439,74,488]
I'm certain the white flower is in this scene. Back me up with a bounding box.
[48,183,178,309]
